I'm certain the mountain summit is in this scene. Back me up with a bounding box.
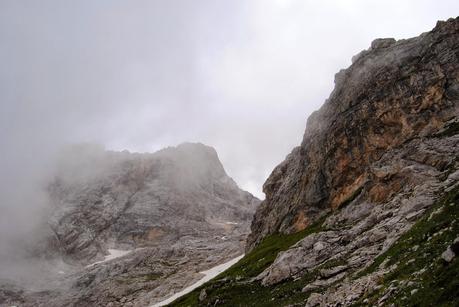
[48,142,258,264]
[1,142,259,306]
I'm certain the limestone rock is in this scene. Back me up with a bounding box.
[250,17,459,306]
[441,248,455,262]
[3,143,259,306]
[199,288,207,301]
[247,16,459,252]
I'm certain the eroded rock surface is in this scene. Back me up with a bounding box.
[160,18,459,307]
[247,17,459,250]
[259,136,457,288]
[47,142,258,265]
[245,17,459,306]
[0,143,259,307]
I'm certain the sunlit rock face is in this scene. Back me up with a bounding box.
[247,17,459,250]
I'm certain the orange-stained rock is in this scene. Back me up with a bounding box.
[247,17,459,251]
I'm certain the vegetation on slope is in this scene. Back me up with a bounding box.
[168,184,458,307]
[169,215,329,306]
[353,185,459,306]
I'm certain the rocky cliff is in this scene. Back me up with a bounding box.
[169,17,459,307]
[47,142,258,264]
[0,142,259,306]
[247,17,459,250]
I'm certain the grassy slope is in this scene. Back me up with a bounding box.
[169,215,329,306]
[168,185,458,307]
[353,185,459,306]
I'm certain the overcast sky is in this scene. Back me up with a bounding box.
[0,1,458,200]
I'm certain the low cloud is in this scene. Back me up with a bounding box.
[0,1,457,268]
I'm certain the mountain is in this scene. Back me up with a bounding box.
[47,142,258,264]
[0,142,259,306]
[169,17,459,306]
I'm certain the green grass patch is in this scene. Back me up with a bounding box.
[171,184,459,306]
[224,214,328,279]
[169,214,329,306]
[169,265,324,307]
[353,185,459,306]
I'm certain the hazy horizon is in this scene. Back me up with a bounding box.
[1,1,458,202]
[0,2,458,305]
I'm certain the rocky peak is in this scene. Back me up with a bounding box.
[153,142,234,192]
[47,142,258,263]
[247,17,459,250]
[155,142,226,177]
[2,142,260,307]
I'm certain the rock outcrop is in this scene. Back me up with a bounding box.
[48,142,257,264]
[166,17,459,307]
[244,17,459,306]
[247,17,459,250]
[258,136,458,287]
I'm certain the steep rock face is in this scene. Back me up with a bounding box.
[258,135,458,286]
[1,142,259,307]
[166,135,458,306]
[164,18,458,307]
[48,142,258,263]
[247,17,459,250]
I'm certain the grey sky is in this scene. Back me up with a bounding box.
[1,1,458,200]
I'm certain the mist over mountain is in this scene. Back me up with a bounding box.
[1,2,458,307]
[0,143,259,306]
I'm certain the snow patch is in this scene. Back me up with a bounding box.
[86,249,132,267]
[150,254,244,307]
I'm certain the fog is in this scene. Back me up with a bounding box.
[0,0,457,284]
